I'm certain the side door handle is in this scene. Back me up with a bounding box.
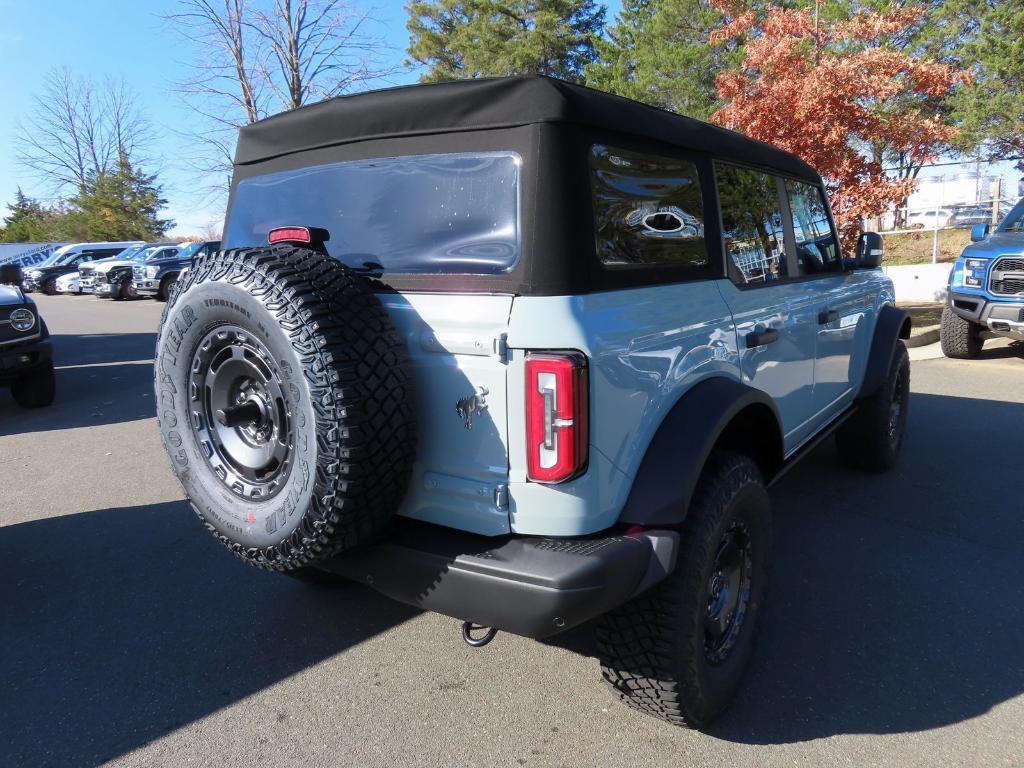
[745,328,780,348]
[818,309,840,325]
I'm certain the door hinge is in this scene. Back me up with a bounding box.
[492,333,509,363]
[493,484,509,511]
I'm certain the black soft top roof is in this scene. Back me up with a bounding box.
[234,75,819,181]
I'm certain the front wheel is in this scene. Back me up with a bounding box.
[42,278,57,296]
[11,360,56,408]
[114,278,134,301]
[836,341,910,472]
[597,452,771,728]
[940,306,983,359]
[156,274,176,301]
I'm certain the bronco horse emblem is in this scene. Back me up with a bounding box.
[456,386,489,430]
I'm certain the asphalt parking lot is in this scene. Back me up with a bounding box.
[2,293,1023,768]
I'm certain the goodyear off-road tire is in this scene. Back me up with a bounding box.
[836,341,910,472]
[939,306,983,359]
[154,245,416,572]
[596,453,771,728]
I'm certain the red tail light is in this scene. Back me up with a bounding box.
[525,352,588,483]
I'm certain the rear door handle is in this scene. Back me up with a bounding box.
[818,309,840,325]
[745,328,780,347]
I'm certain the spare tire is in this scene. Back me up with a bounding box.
[155,245,416,571]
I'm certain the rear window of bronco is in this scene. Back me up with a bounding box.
[224,152,521,274]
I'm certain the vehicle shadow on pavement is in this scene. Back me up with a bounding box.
[544,391,1024,743]
[706,391,1024,743]
[977,339,1024,361]
[0,333,157,436]
[0,500,420,768]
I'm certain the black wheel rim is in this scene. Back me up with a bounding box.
[188,325,294,499]
[888,364,908,444]
[704,522,754,665]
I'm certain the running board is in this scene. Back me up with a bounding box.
[768,406,856,488]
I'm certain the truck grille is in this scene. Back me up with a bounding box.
[132,266,145,281]
[989,256,1024,297]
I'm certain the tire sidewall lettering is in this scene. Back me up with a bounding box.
[156,279,317,548]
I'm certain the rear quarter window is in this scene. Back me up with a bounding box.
[590,145,708,269]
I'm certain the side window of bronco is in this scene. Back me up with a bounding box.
[785,180,841,275]
[591,145,708,268]
[715,162,789,285]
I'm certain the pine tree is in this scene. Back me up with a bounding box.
[586,0,729,121]
[68,153,173,240]
[1,189,52,243]
[406,0,606,83]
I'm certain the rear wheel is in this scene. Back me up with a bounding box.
[155,245,416,572]
[940,306,983,359]
[11,360,56,408]
[597,453,771,728]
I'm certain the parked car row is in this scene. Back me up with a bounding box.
[21,240,220,301]
[904,203,1008,230]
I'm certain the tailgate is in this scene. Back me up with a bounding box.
[379,292,513,535]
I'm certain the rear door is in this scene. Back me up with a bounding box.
[379,292,512,535]
[713,162,819,453]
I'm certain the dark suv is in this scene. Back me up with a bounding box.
[134,241,220,300]
[0,266,55,407]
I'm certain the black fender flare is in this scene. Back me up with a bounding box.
[617,377,784,527]
[857,305,911,399]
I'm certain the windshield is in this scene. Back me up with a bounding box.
[133,246,165,261]
[224,152,521,274]
[55,249,84,266]
[173,242,203,260]
[114,245,145,260]
[999,200,1024,233]
[133,247,164,261]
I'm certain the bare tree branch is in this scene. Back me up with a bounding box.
[166,0,397,197]
[15,68,153,196]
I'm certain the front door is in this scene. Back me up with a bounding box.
[781,178,875,418]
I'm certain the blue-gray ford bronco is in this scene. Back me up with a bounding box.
[941,199,1024,358]
[155,76,912,728]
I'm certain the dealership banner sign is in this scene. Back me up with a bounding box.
[0,243,68,268]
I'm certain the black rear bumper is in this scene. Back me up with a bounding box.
[0,337,52,384]
[319,521,678,638]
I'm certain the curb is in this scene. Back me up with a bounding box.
[906,324,940,348]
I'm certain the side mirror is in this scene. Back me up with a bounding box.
[970,223,990,242]
[0,264,24,286]
[856,231,884,269]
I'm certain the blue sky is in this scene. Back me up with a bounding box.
[0,0,1016,236]
[0,0,625,236]
[0,0,444,235]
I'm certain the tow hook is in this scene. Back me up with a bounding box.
[461,621,497,648]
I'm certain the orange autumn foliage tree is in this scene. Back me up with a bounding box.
[710,1,966,249]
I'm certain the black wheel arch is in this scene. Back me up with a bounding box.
[617,377,783,527]
[857,304,911,400]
